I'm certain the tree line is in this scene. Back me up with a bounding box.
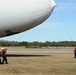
[0,40,76,48]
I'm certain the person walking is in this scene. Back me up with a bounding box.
[74,47,76,58]
[1,48,8,64]
[0,50,1,64]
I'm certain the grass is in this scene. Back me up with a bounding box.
[0,53,76,75]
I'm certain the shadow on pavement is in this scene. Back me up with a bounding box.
[7,54,50,57]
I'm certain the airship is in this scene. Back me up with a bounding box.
[0,0,56,37]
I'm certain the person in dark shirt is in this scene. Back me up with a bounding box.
[74,47,76,58]
[1,48,8,64]
[0,50,1,64]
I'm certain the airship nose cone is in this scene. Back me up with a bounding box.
[51,0,56,9]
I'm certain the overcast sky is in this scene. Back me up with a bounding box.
[0,0,76,42]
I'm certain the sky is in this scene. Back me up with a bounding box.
[0,0,76,42]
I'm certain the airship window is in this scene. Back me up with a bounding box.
[5,30,13,35]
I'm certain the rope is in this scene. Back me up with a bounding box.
[57,5,73,41]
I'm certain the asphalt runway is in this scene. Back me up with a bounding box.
[7,50,73,53]
[6,49,73,57]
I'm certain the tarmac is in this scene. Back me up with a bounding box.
[6,48,73,57]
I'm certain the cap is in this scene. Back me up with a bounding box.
[1,48,4,50]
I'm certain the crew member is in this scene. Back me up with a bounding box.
[1,48,8,64]
[0,50,1,64]
[74,47,76,58]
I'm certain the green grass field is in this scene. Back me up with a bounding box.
[0,52,76,75]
